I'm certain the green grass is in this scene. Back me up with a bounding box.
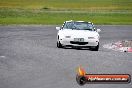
[0,0,132,25]
[0,9,131,25]
[0,0,132,10]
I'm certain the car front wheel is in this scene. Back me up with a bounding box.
[90,43,99,51]
[57,41,63,48]
[57,36,63,48]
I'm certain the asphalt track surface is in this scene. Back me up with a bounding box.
[0,25,132,88]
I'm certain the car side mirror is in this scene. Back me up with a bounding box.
[97,29,101,32]
[56,27,61,30]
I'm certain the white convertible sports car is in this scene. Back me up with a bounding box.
[56,20,101,51]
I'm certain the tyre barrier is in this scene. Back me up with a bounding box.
[103,40,132,53]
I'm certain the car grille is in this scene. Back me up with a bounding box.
[70,41,88,45]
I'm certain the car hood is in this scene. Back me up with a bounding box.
[59,29,99,38]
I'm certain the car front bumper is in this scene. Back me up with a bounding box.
[59,38,99,47]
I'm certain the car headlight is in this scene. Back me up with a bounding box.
[88,37,96,39]
[65,36,71,38]
[88,36,99,39]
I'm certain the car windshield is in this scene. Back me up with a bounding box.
[63,22,94,31]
